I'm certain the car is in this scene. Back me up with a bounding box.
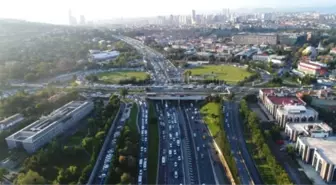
[141,147,144,152]
[197,147,200,151]
[203,144,206,148]
[174,171,178,179]
[201,153,204,159]
[178,156,181,161]
[193,133,197,137]
[174,161,178,167]
[176,140,180,146]
[145,137,148,142]
[144,147,147,153]
[173,150,177,155]
[170,143,172,148]
[169,150,172,157]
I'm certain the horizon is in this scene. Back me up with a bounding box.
[1,0,336,24]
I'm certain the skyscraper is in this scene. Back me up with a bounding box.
[68,9,77,25]
[80,15,86,25]
[191,9,196,24]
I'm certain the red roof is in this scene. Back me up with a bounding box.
[267,96,305,105]
[261,89,275,95]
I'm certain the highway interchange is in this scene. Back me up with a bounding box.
[76,35,277,185]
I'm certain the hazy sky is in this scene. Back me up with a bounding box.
[0,0,335,24]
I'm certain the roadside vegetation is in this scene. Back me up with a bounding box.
[14,95,121,184]
[106,103,140,184]
[147,101,159,184]
[239,99,292,185]
[200,96,240,184]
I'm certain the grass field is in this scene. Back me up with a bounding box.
[189,65,253,84]
[97,71,148,84]
[147,102,159,184]
[127,103,139,132]
[200,102,221,136]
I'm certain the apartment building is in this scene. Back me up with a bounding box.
[285,122,332,142]
[6,101,94,153]
[297,61,328,76]
[296,136,336,182]
[232,33,278,45]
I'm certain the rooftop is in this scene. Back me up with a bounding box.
[0,114,24,126]
[268,96,305,106]
[287,122,332,134]
[92,50,120,61]
[7,101,90,142]
[299,136,336,165]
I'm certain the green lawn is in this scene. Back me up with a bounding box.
[200,102,221,136]
[189,65,253,84]
[97,71,148,84]
[127,103,139,132]
[147,102,159,184]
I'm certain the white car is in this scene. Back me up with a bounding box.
[174,162,178,167]
[178,156,181,161]
[174,171,178,179]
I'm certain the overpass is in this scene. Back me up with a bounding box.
[147,95,207,100]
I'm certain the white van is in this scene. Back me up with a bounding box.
[169,150,172,157]
[139,159,143,167]
[176,140,180,146]
[162,156,166,165]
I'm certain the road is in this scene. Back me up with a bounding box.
[224,102,263,185]
[89,102,126,185]
[137,100,149,185]
[183,103,217,185]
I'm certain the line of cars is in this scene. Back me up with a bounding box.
[138,101,148,185]
[98,120,126,184]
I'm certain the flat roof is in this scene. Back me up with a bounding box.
[7,101,90,142]
[0,114,23,126]
[287,122,332,133]
[299,136,336,165]
[92,51,120,60]
[268,96,305,105]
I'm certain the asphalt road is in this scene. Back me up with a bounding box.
[137,101,149,185]
[183,104,217,185]
[224,102,263,185]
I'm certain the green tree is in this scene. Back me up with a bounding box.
[16,170,46,185]
[0,168,8,180]
[120,173,131,184]
[119,88,128,99]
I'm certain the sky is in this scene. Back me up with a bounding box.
[0,0,335,24]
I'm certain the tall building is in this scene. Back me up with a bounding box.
[192,9,196,24]
[68,9,77,25]
[80,15,86,25]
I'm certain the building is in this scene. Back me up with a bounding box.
[90,50,120,62]
[259,89,318,127]
[79,15,86,25]
[6,101,94,153]
[252,54,269,62]
[275,104,318,127]
[297,89,336,111]
[285,121,332,141]
[0,114,24,132]
[297,61,328,76]
[296,136,336,182]
[232,33,278,45]
[330,48,336,55]
[191,10,196,24]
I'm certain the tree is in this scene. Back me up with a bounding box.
[16,170,46,185]
[0,168,8,180]
[120,173,131,184]
[119,88,129,99]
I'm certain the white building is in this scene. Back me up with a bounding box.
[0,114,24,132]
[6,101,94,153]
[276,105,318,127]
[296,136,336,182]
[285,122,332,141]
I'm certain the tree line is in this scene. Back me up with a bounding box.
[239,99,292,185]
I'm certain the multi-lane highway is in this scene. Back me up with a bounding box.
[183,103,217,185]
[137,100,149,185]
[224,102,263,185]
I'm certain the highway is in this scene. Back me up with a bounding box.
[183,103,217,185]
[89,103,126,185]
[137,100,149,185]
[224,102,263,185]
